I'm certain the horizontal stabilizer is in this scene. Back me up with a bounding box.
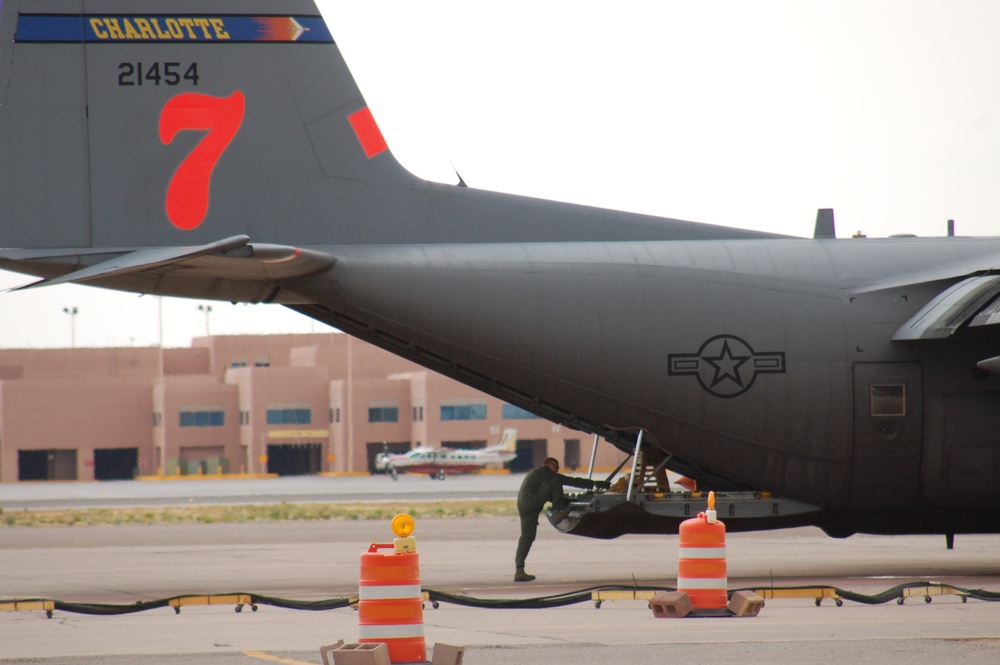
[10,236,251,290]
[892,275,1000,340]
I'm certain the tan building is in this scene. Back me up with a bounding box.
[0,333,626,482]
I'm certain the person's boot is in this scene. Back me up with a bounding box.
[514,568,536,582]
[549,508,571,524]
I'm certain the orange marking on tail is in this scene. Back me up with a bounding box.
[348,107,389,158]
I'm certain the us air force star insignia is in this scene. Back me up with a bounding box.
[668,335,785,398]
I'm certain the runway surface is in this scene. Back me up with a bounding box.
[2,477,1000,663]
[0,474,524,509]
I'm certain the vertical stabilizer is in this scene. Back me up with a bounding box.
[813,208,836,239]
[497,428,518,453]
[0,0,415,251]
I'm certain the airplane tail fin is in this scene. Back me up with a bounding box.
[497,428,518,453]
[0,0,413,255]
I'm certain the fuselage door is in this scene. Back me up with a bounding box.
[850,362,923,506]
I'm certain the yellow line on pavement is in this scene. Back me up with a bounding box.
[242,650,319,665]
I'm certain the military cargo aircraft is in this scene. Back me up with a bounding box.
[1,1,999,544]
[374,429,518,480]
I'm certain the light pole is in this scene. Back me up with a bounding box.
[198,304,213,337]
[62,306,79,348]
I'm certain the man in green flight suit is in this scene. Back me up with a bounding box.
[514,457,608,582]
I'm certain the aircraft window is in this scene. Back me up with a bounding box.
[870,384,905,417]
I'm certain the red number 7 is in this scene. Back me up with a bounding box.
[159,91,246,231]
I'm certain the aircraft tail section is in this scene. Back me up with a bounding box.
[0,0,414,254]
[495,428,518,454]
[0,0,790,296]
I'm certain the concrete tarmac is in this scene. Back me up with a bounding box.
[3,513,1000,664]
[0,474,525,510]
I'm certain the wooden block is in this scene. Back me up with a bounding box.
[648,591,692,618]
[431,642,465,665]
[728,590,764,617]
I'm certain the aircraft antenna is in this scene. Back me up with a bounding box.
[450,162,468,188]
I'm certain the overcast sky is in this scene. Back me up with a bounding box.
[3,1,1000,348]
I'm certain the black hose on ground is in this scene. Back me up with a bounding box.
[7,581,999,616]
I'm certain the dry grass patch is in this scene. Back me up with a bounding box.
[0,500,518,527]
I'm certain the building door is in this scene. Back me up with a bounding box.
[267,443,322,475]
[511,439,546,473]
[17,450,48,480]
[17,449,77,481]
[851,362,923,506]
[564,439,581,470]
[94,448,139,481]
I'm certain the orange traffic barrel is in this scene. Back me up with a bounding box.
[358,542,426,663]
[677,492,727,610]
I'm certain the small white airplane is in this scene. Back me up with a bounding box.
[375,429,518,480]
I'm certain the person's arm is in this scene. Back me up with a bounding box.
[558,473,598,490]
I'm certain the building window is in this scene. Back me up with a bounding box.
[871,384,905,417]
[255,355,270,368]
[179,410,225,427]
[502,404,541,420]
[369,407,399,423]
[412,406,424,422]
[230,357,248,368]
[152,412,162,427]
[267,408,312,425]
[440,403,487,421]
